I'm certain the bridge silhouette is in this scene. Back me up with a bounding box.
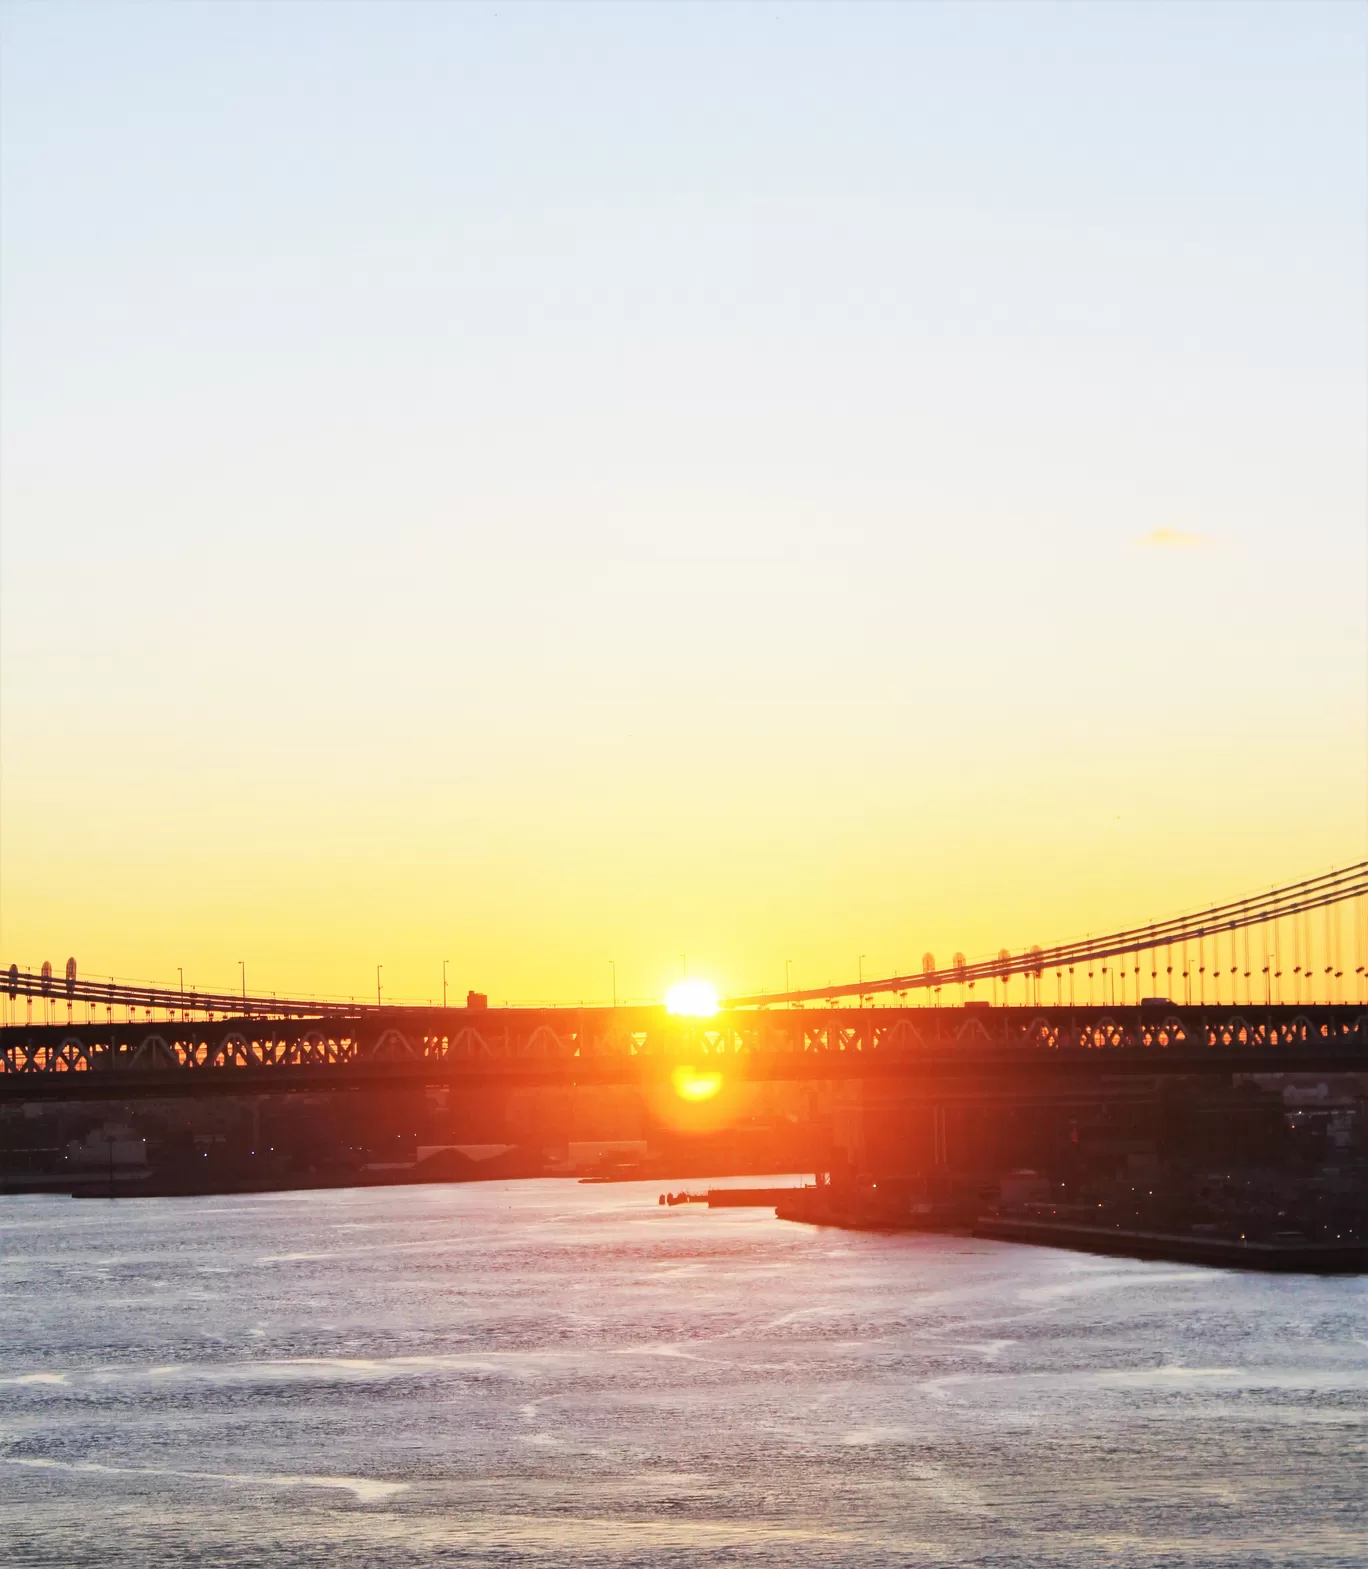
[2,862,1366,1102]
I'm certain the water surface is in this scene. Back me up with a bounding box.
[1,1179,1364,1565]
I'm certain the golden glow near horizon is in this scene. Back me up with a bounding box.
[665,979,720,1018]
[671,1065,724,1104]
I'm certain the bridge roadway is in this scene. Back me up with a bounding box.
[0,1003,1364,1103]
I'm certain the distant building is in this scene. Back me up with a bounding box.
[66,1123,148,1172]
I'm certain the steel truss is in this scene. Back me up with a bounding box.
[2,1004,1365,1101]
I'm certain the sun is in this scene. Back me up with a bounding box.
[664,978,719,1017]
[671,1065,724,1103]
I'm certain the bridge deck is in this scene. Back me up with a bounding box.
[1,1004,1363,1101]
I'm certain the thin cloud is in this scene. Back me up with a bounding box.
[1133,527,1214,550]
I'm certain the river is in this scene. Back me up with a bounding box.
[1,1179,1364,1565]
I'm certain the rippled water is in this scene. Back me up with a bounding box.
[1,1179,1364,1566]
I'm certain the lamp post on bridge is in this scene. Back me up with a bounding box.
[377,965,383,1008]
[443,960,449,1010]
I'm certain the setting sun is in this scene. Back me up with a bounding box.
[670,1065,724,1103]
[664,979,719,1017]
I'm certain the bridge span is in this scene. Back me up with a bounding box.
[4,860,1365,1105]
[1,1002,1364,1104]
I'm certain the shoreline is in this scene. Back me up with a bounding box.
[970,1216,1368,1274]
[771,1191,1367,1274]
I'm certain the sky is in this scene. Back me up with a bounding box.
[1,0,1365,1007]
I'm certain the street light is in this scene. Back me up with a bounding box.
[376,965,383,1007]
[443,959,449,1010]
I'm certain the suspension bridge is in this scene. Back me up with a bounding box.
[2,862,1366,1101]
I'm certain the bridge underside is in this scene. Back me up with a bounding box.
[0,1004,1363,1103]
